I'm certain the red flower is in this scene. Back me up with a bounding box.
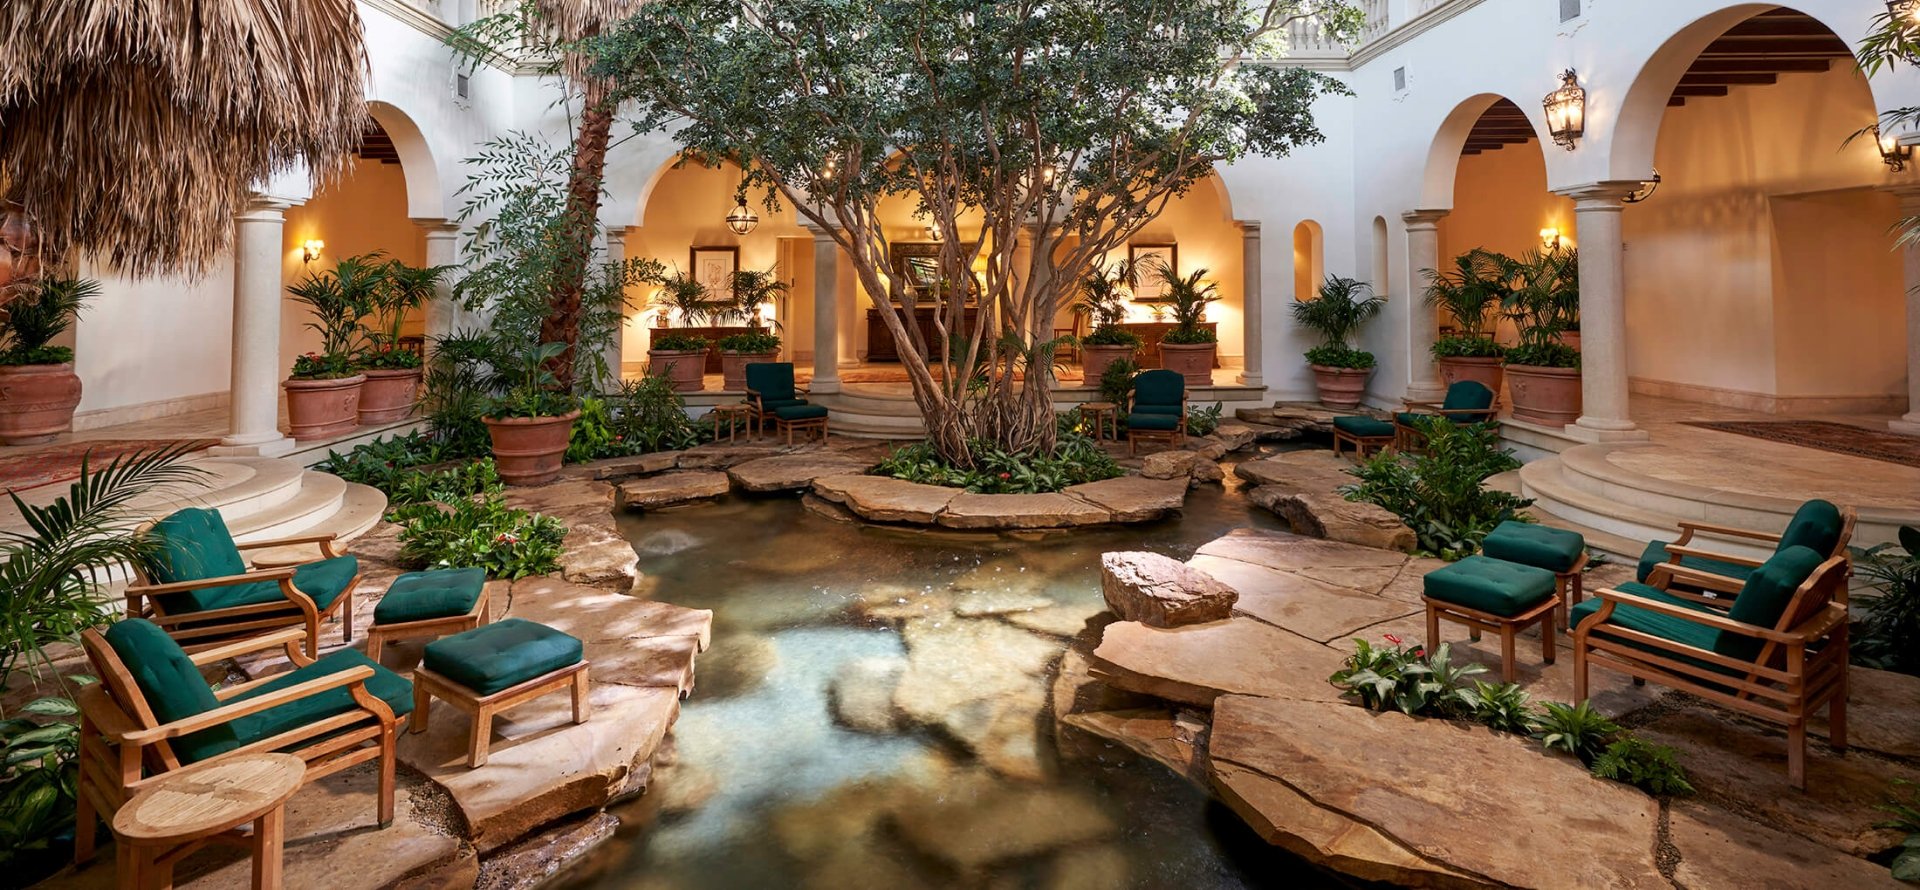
[999,472,1011,479]
[1383,633,1402,646]
[495,533,519,544]
[1411,647,1425,658]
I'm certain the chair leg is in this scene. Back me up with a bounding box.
[468,710,493,768]
[1788,721,1807,790]
[341,590,354,643]
[1573,643,1589,701]
[305,614,320,659]
[1541,616,1556,665]
[73,781,96,864]
[1830,668,1849,751]
[409,683,430,734]
[367,631,383,665]
[1424,604,1439,655]
[378,724,397,827]
[572,669,591,723]
[1500,627,1517,684]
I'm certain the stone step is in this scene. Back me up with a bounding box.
[151,456,307,521]
[1554,444,1810,533]
[1517,458,1778,561]
[282,417,426,465]
[226,470,348,542]
[246,482,388,566]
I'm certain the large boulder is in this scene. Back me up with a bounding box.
[1232,448,1355,490]
[1099,551,1237,627]
[1209,421,1260,451]
[1140,450,1225,487]
[1248,487,1416,553]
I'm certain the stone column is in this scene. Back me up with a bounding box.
[805,223,843,394]
[1891,188,1920,435]
[602,226,630,390]
[1558,183,1648,441]
[414,219,461,349]
[210,197,297,457]
[1238,221,1264,388]
[1401,209,1449,401]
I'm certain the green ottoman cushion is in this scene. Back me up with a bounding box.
[1127,412,1181,431]
[1333,415,1394,438]
[424,618,583,696]
[1394,411,1435,428]
[1423,556,1557,617]
[1482,521,1585,574]
[375,567,487,625]
[774,404,829,422]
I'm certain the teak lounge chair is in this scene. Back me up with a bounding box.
[1572,546,1850,789]
[126,508,361,658]
[1637,499,1855,595]
[743,362,810,437]
[72,619,415,863]
[1126,369,1188,453]
[1392,380,1498,451]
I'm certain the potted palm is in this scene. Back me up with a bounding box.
[647,272,726,392]
[1157,266,1221,387]
[1293,275,1384,409]
[1501,248,1582,426]
[482,340,581,485]
[283,259,374,439]
[1075,260,1143,383]
[717,269,787,390]
[0,277,93,444]
[1424,248,1510,394]
[356,257,449,424]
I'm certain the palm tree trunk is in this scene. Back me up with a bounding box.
[540,76,616,391]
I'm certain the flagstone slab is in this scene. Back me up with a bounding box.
[1813,666,1920,760]
[1058,707,1208,783]
[1209,761,1470,887]
[1666,800,1904,890]
[938,491,1111,529]
[811,474,958,523]
[727,452,878,492]
[1194,527,1410,573]
[1061,476,1188,523]
[1188,553,1419,643]
[618,470,732,510]
[1090,618,1344,707]
[1209,694,1667,889]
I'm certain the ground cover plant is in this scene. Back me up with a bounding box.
[874,431,1124,495]
[386,460,567,579]
[1342,417,1529,559]
[1854,526,1920,676]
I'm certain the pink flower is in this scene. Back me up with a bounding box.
[1383,633,1402,646]
[999,472,1011,479]
[495,533,519,544]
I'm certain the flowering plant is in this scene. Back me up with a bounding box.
[290,351,354,380]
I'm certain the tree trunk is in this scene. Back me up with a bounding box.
[540,77,615,392]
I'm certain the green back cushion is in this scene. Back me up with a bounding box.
[745,362,795,401]
[103,619,241,759]
[1777,500,1843,556]
[150,508,246,585]
[1133,369,1184,408]
[1715,545,1824,661]
[1442,381,1495,412]
[174,649,417,764]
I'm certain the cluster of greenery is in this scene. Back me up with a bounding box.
[1342,418,1530,559]
[1854,526,1920,676]
[1158,265,1220,346]
[1293,276,1383,370]
[649,333,714,352]
[566,377,703,462]
[651,267,788,353]
[1425,247,1581,369]
[0,277,94,366]
[874,431,1124,494]
[1330,637,1693,795]
[310,430,471,491]
[284,253,450,379]
[1423,249,1506,360]
[387,460,567,579]
[1098,358,1142,411]
[1186,402,1225,437]
[1880,779,1920,882]
[1431,334,1507,359]
[717,331,781,354]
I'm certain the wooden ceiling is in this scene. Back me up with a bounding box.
[1461,99,1535,156]
[1668,8,1851,107]
[356,119,401,164]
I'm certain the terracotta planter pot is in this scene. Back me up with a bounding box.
[1079,344,1138,385]
[720,350,779,391]
[648,349,708,392]
[1310,364,1373,410]
[283,374,365,440]
[1505,363,1583,426]
[1159,342,1216,388]
[483,410,581,486]
[357,367,422,424]
[1558,330,1581,351]
[0,363,82,445]
[1437,356,1505,397]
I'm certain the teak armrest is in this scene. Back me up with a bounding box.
[1401,399,1442,412]
[235,532,342,556]
[1675,519,1781,544]
[186,626,310,667]
[1662,543,1766,568]
[118,666,377,744]
[1648,562,1744,597]
[126,567,297,597]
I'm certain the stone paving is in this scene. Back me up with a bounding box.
[1054,526,1913,888]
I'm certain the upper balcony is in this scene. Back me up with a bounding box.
[1283,0,1478,65]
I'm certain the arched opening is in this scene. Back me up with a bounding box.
[1615,7,1899,415]
[1371,216,1390,299]
[1291,220,1323,301]
[1435,98,1568,346]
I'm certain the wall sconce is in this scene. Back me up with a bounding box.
[724,199,759,236]
[1542,69,1586,151]
[1623,168,1662,204]
[1876,124,1913,172]
[1539,227,1562,252]
[300,239,325,263]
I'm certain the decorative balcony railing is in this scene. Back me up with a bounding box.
[1278,0,1467,62]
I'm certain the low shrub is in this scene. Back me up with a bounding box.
[396,496,566,580]
[717,331,781,353]
[311,430,473,492]
[649,333,713,352]
[1304,343,1375,370]
[1854,526,1920,676]
[1533,699,1620,763]
[1081,325,1143,347]
[1590,738,1694,795]
[1342,417,1529,559]
[1504,341,1580,369]
[1098,358,1140,412]
[873,432,1124,494]
[1186,402,1224,437]
[1328,635,1482,717]
[384,459,503,517]
[0,690,86,868]
[1879,779,1920,882]
[1431,334,1505,359]
[1460,680,1536,734]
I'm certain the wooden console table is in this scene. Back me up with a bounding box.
[865,306,981,362]
[1118,322,1219,368]
[653,325,755,373]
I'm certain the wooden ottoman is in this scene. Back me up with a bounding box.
[409,618,589,767]
[1480,520,1589,625]
[1331,415,1395,460]
[1423,555,1560,683]
[366,567,489,663]
[774,403,829,444]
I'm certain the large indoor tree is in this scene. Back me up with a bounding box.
[593,0,1358,465]
[0,1,368,288]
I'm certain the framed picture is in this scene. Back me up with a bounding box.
[889,242,978,303]
[690,246,739,297]
[1128,243,1178,302]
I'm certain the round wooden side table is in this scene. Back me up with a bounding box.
[1080,401,1118,442]
[112,753,305,890]
[710,403,753,442]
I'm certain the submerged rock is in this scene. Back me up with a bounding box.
[830,655,907,734]
[890,783,1118,873]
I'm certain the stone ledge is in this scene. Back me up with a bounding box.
[809,472,1190,531]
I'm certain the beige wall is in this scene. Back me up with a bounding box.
[280,158,427,367]
[1095,176,1246,363]
[1622,63,1904,412]
[1439,140,1574,344]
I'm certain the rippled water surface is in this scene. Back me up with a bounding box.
[569,447,1350,889]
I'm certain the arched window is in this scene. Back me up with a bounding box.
[1292,220,1324,300]
[1371,216,1390,299]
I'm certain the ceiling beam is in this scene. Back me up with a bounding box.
[1679,72,1779,86]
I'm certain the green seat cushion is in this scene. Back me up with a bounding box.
[1423,556,1557,617]
[1395,411,1435,427]
[1127,412,1182,432]
[744,362,797,402]
[1636,540,1757,585]
[1779,500,1843,555]
[1441,381,1496,412]
[424,618,584,696]
[774,404,829,421]
[756,397,807,411]
[1333,415,1394,437]
[185,556,359,614]
[1132,369,1185,410]
[1716,545,1824,661]
[1569,594,1725,663]
[175,649,415,764]
[1131,403,1182,416]
[1482,521,1585,573]
[374,567,487,625]
[104,618,227,743]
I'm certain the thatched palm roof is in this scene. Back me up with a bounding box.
[0,1,370,280]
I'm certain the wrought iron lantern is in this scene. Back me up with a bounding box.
[1877,124,1913,172]
[724,199,759,236]
[1542,69,1586,151]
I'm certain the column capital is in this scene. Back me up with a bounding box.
[412,217,461,236]
[1401,208,1449,229]
[1238,219,1262,235]
[1554,181,1645,209]
[604,225,630,240]
[802,221,842,241]
[236,197,294,221]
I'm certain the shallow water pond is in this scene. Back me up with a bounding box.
[568,449,1351,889]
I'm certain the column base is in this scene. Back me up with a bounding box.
[1891,415,1920,436]
[208,433,296,457]
[1562,417,1651,444]
[809,379,843,396]
[1406,380,1446,402]
[1234,373,1265,388]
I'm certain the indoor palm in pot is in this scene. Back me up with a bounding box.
[1157,265,1221,387]
[0,277,93,444]
[482,340,582,485]
[1501,248,1581,426]
[717,269,787,390]
[1424,248,1510,394]
[356,257,449,423]
[647,272,727,392]
[1075,260,1143,383]
[284,258,376,439]
[1293,275,1384,410]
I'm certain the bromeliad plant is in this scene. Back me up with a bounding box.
[0,277,93,366]
[1342,417,1529,559]
[1293,275,1384,369]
